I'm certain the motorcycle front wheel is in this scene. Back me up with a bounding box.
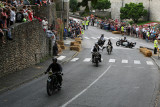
[47,81,53,96]
[116,41,120,46]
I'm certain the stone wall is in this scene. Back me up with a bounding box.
[33,3,56,25]
[110,0,160,21]
[0,4,57,77]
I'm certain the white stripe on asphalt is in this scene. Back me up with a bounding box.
[109,59,115,63]
[57,56,66,60]
[84,37,90,39]
[104,37,109,39]
[70,58,79,62]
[61,65,112,107]
[83,58,91,62]
[122,60,128,63]
[134,60,141,64]
[110,37,116,39]
[146,61,154,65]
[91,37,97,39]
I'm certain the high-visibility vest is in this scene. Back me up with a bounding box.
[86,21,89,25]
[82,21,85,25]
[121,26,124,31]
[147,31,150,37]
[154,40,158,48]
[81,29,84,34]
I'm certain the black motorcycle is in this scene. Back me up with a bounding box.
[116,39,136,48]
[107,45,112,55]
[98,39,106,47]
[92,52,101,67]
[46,72,63,96]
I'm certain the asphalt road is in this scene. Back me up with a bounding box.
[0,26,159,107]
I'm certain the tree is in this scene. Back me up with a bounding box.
[69,0,78,12]
[78,0,98,12]
[120,2,147,23]
[91,0,111,11]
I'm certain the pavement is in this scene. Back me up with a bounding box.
[0,39,78,94]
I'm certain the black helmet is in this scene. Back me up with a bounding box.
[101,34,104,37]
[52,58,57,63]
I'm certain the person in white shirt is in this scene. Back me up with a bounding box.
[10,7,16,25]
[136,26,139,38]
[42,17,48,32]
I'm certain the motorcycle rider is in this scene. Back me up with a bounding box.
[91,43,102,62]
[45,58,63,88]
[122,37,129,46]
[98,34,105,46]
[107,39,113,51]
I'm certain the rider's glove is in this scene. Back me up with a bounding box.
[44,71,47,74]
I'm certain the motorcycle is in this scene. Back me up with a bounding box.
[98,39,105,47]
[116,39,136,48]
[107,45,112,55]
[46,71,63,96]
[92,52,101,67]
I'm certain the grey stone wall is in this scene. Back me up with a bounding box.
[0,4,57,76]
[0,20,50,76]
[110,0,160,21]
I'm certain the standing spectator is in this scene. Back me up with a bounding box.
[136,26,139,38]
[16,9,24,23]
[0,28,5,43]
[10,7,16,25]
[154,38,158,54]
[121,25,124,36]
[64,27,67,40]
[86,20,89,29]
[53,41,58,56]
[42,17,48,32]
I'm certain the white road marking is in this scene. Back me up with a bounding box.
[61,65,112,107]
[84,37,90,39]
[109,59,116,63]
[110,37,116,39]
[83,58,91,62]
[122,60,128,63]
[91,37,97,39]
[70,58,79,62]
[134,60,141,64]
[146,61,154,65]
[104,37,109,39]
[57,56,66,60]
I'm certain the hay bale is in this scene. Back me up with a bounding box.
[75,38,81,41]
[57,41,64,45]
[76,40,82,44]
[70,41,77,46]
[139,48,152,57]
[60,45,65,49]
[70,46,81,52]
[112,31,121,34]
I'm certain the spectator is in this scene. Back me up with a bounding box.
[42,17,48,32]
[16,9,24,23]
[10,7,16,25]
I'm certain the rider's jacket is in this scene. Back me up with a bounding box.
[46,63,62,73]
[91,46,102,53]
[108,41,112,46]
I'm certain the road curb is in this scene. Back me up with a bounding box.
[151,56,160,70]
[0,51,79,95]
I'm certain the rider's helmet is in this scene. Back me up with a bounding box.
[52,58,57,63]
[101,34,104,37]
[95,42,98,46]
[124,37,126,40]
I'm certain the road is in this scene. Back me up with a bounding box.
[0,26,160,107]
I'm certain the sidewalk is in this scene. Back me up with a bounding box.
[0,48,78,94]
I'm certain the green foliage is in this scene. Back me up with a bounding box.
[69,0,79,12]
[78,0,98,12]
[120,2,148,23]
[91,0,111,11]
